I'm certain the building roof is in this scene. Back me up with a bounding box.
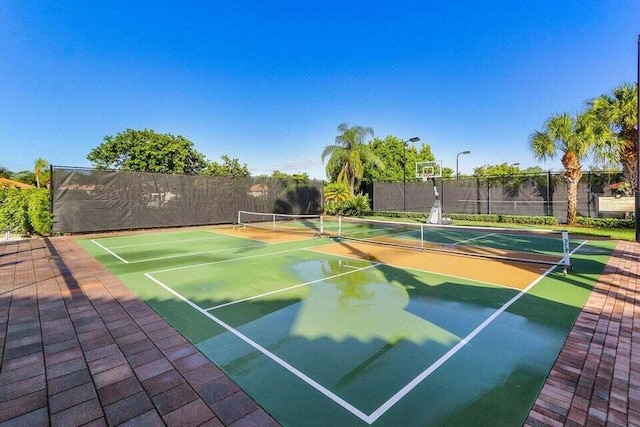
[0,177,36,189]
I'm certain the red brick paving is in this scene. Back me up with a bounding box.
[1,236,638,426]
[526,240,640,427]
[0,237,279,426]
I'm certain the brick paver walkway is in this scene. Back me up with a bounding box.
[526,240,639,427]
[1,236,638,426]
[0,237,279,426]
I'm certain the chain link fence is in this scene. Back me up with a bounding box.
[365,171,625,224]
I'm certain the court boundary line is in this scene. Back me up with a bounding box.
[144,237,589,424]
[203,262,381,311]
[304,247,521,291]
[91,239,129,264]
[144,272,372,423]
[366,239,589,423]
[108,234,230,249]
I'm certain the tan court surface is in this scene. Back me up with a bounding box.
[0,234,638,426]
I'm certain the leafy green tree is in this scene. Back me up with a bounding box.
[324,182,351,203]
[11,170,36,186]
[529,113,593,225]
[204,155,250,177]
[586,83,638,194]
[473,163,521,177]
[271,170,309,184]
[442,167,454,179]
[0,166,10,179]
[87,129,209,174]
[321,123,383,194]
[34,158,49,188]
[362,136,435,182]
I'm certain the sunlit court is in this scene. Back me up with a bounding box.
[79,215,614,426]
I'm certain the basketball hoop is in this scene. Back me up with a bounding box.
[420,172,433,182]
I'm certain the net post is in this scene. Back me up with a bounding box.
[237,210,241,225]
[320,215,324,235]
[272,214,276,231]
[338,216,342,237]
[420,224,424,250]
[561,231,571,267]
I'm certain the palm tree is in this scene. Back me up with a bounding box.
[34,158,49,189]
[321,123,383,194]
[529,113,593,225]
[586,83,638,194]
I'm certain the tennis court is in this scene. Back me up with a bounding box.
[78,214,614,426]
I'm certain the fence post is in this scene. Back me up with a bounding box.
[487,178,491,214]
[547,170,552,217]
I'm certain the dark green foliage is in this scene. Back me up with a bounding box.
[27,190,53,235]
[87,129,209,174]
[324,193,371,216]
[448,213,559,225]
[0,189,52,235]
[204,155,250,177]
[576,216,634,229]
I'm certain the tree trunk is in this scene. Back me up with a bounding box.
[565,176,580,225]
[619,137,638,194]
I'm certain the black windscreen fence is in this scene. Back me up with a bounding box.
[368,172,624,224]
[52,167,323,233]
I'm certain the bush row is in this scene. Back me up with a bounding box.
[0,189,52,236]
[576,216,635,229]
[447,213,560,225]
[324,194,371,216]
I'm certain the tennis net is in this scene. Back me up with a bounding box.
[330,216,571,269]
[237,211,324,236]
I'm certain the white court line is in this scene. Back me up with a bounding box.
[365,239,589,424]
[125,243,268,264]
[147,244,333,275]
[108,234,230,249]
[304,248,516,291]
[204,263,381,311]
[144,273,372,424]
[91,239,129,264]
[448,232,497,246]
[148,239,589,424]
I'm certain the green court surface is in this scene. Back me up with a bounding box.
[78,227,614,426]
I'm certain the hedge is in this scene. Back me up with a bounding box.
[0,188,52,236]
[576,216,635,229]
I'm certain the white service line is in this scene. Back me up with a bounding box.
[364,239,589,424]
[126,243,268,264]
[448,232,497,246]
[108,234,229,249]
[91,239,129,264]
[204,263,381,311]
[147,245,332,275]
[144,273,372,424]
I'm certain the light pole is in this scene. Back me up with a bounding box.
[456,150,470,179]
[403,137,421,211]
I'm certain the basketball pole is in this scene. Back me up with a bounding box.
[636,34,640,243]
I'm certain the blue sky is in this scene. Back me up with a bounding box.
[1,1,638,179]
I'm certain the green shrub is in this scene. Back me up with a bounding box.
[324,182,351,204]
[576,216,634,229]
[0,188,52,236]
[28,190,52,235]
[447,213,500,223]
[323,192,371,216]
[342,193,371,216]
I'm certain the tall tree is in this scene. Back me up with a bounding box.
[529,113,593,225]
[87,129,209,174]
[321,123,383,193]
[473,163,521,177]
[363,136,435,182]
[586,83,638,194]
[33,158,49,188]
[203,155,250,177]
